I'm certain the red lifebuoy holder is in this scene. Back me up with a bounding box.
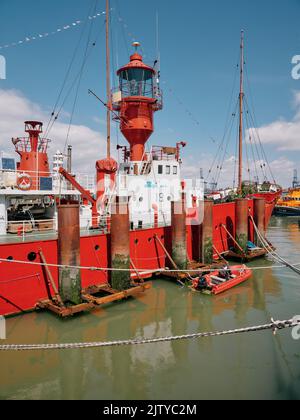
[17,173,32,191]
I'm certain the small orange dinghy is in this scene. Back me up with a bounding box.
[191,265,253,295]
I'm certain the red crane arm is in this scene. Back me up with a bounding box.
[58,167,96,205]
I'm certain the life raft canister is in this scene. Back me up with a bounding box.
[17,173,32,191]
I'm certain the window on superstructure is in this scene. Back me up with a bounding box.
[173,166,178,175]
[158,165,163,174]
[166,166,171,175]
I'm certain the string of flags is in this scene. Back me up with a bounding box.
[116,14,145,57]
[0,10,107,51]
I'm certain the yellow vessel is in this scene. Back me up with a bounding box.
[274,188,300,216]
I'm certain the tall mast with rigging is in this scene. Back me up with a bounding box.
[106,0,111,159]
[238,30,244,194]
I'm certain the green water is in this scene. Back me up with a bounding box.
[0,217,300,400]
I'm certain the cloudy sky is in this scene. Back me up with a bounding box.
[0,0,300,187]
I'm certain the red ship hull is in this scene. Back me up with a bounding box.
[0,199,276,317]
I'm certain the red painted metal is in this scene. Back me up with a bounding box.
[59,167,99,229]
[235,198,249,250]
[254,198,266,240]
[193,265,252,295]
[95,158,117,211]
[0,198,276,317]
[113,53,161,162]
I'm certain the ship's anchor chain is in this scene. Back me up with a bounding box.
[0,318,299,351]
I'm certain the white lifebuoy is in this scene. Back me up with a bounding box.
[17,173,32,191]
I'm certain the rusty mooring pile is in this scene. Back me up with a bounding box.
[38,198,150,317]
[37,193,268,317]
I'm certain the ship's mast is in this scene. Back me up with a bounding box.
[106,0,111,159]
[238,30,244,194]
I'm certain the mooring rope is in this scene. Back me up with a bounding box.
[249,214,300,276]
[0,256,299,274]
[0,318,299,351]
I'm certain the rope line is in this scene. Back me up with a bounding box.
[250,214,300,276]
[0,256,300,274]
[0,10,107,51]
[63,0,99,154]
[44,21,106,139]
[44,0,101,138]
[1,318,299,351]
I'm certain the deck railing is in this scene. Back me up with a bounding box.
[0,169,95,193]
[0,211,172,243]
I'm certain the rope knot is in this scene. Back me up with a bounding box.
[271,318,286,335]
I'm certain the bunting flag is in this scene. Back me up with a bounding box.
[0,10,107,51]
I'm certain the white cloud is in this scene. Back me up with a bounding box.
[0,89,297,188]
[0,89,108,174]
[182,153,295,189]
[248,90,300,152]
[181,90,300,188]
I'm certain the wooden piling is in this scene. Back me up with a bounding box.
[200,200,214,264]
[110,196,131,291]
[253,198,266,246]
[171,192,187,270]
[235,198,249,253]
[57,202,82,305]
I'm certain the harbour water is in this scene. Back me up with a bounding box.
[0,217,300,400]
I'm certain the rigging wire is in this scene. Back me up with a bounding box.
[45,20,106,140]
[215,102,239,186]
[244,106,263,182]
[233,115,240,189]
[244,100,269,181]
[246,121,267,181]
[244,122,251,183]
[115,0,129,56]
[244,66,276,184]
[246,102,276,184]
[63,0,99,154]
[206,59,240,183]
[211,100,239,186]
[44,0,99,138]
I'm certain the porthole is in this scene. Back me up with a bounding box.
[95,245,100,251]
[7,256,13,261]
[134,239,139,245]
[27,252,37,262]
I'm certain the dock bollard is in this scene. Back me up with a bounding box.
[200,200,213,264]
[57,202,82,305]
[235,198,249,253]
[110,196,131,291]
[253,198,266,246]
[171,192,188,270]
